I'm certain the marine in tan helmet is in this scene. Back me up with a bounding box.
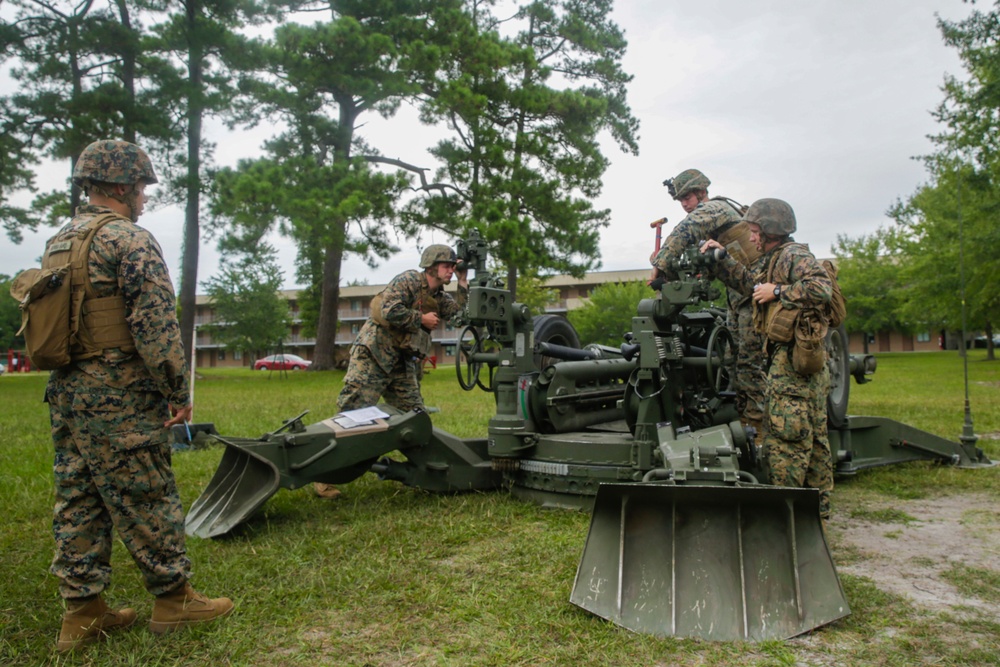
[314,243,469,499]
[651,169,766,435]
[701,198,836,520]
[40,140,233,652]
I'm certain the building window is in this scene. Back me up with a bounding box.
[351,299,360,311]
[351,323,360,334]
[234,350,243,361]
[218,349,226,361]
[444,344,456,357]
[916,331,931,343]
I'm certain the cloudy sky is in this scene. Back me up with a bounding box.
[0,0,975,289]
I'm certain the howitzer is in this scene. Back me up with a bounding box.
[185,230,993,642]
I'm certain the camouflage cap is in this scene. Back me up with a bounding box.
[667,168,710,200]
[420,244,458,268]
[73,140,158,187]
[743,198,797,236]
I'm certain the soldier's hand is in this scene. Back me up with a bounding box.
[700,239,724,254]
[421,312,441,330]
[165,404,193,428]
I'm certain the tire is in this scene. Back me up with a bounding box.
[826,324,850,428]
[257,366,268,371]
[532,314,580,369]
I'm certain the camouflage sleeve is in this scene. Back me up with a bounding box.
[651,219,702,278]
[652,203,738,278]
[436,284,469,320]
[381,270,424,333]
[712,256,755,297]
[774,246,832,310]
[120,230,190,406]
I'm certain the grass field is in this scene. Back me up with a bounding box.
[1,352,998,666]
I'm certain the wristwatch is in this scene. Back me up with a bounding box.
[773,285,782,299]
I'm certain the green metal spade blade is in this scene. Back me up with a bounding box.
[185,439,282,539]
[570,483,849,641]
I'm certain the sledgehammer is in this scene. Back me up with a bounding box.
[650,217,667,253]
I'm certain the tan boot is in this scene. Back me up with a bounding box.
[313,482,342,499]
[149,583,234,635]
[56,596,137,652]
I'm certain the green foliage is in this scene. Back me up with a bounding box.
[834,8,1000,349]
[0,0,179,230]
[568,280,649,346]
[208,1,461,368]
[200,245,291,357]
[408,0,640,284]
[0,274,25,352]
[833,227,911,335]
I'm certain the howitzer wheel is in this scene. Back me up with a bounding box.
[826,324,850,428]
[705,325,736,395]
[456,325,484,391]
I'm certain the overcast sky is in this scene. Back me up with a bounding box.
[0,0,975,290]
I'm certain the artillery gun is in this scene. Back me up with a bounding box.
[185,230,992,641]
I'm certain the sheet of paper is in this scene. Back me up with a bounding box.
[340,406,391,422]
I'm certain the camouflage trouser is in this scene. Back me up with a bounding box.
[47,377,190,600]
[338,345,423,412]
[762,346,833,519]
[729,294,766,435]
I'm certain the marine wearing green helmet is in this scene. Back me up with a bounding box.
[73,140,158,223]
[664,168,711,200]
[420,244,458,269]
[742,198,797,237]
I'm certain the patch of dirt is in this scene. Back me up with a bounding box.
[830,493,1000,616]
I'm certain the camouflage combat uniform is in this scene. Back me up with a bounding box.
[651,199,767,432]
[338,269,468,412]
[46,204,192,600]
[715,241,834,517]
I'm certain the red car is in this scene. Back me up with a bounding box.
[253,354,312,371]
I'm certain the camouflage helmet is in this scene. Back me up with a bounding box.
[72,140,158,187]
[666,168,710,200]
[419,244,458,268]
[743,198,797,236]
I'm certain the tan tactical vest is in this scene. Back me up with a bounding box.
[42,213,136,361]
[368,274,438,357]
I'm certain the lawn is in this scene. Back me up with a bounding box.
[0,352,998,666]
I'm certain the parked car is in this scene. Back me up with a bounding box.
[253,354,312,371]
[0,362,5,375]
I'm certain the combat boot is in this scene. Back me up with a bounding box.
[149,583,234,634]
[313,482,342,499]
[56,596,137,652]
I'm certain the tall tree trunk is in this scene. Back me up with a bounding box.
[313,241,344,370]
[179,0,203,369]
[114,0,136,142]
[309,100,356,370]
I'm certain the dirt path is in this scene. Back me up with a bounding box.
[830,493,1000,616]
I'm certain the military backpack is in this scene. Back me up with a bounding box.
[10,213,136,370]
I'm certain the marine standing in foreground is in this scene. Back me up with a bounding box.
[313,245,469,498]
[42,140,233,651]
[702,198,835,518]
[651,168,766,434]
